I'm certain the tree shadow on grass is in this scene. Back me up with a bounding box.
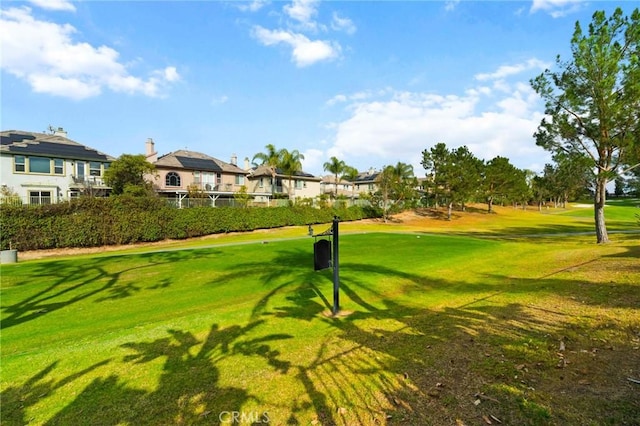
[1,249,221,330]
[245,249,640,424]
[4,240,638,425]
[3,320,292,425]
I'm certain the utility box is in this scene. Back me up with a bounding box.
[314,239,331,271]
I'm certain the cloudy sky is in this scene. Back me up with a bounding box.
[1,0,634,176]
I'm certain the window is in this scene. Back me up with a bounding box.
[193,171,201,183]
[14,156,25,172]
[29,157,51,174]
[29,190,52,205]
[235,175,245,185]
[54,159,64,175]
[259,178,264,188]
[295,180,304,189]
[77,162,85,178]
[89,162,101,176]
[166,172,181,187]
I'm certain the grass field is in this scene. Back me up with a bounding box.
[1,203,639,425]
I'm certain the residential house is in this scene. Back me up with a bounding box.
[0,128,114,204]
[353,168,381,196]
[247,164,321,203]
[145,139,251,207]
[320,175,355,198]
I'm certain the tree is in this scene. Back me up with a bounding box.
[323,156,346,197]
[234,185,251,207]
[279,149,305,199]
[446,146,484,214]
[341,166,360,201]
[422,144,483,219]
[252,144,282,195]
[530,7,640,243]
[104,154,156,196]
[483,156,524,213]
[374,162,417,222]
[421,143,451,208]
[553,152,593,206]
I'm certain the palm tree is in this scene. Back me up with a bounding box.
[323,156,346,198]
[252,144,282,195]
[341,166,360,202]
[378,162,416,222]
[280,149,305,199]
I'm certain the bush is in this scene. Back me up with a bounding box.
[0,197,379,251]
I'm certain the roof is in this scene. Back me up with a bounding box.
[354,170,381,183]
[0,130,114,162]
[321,175,354,185]
[154,149,247,174]
[250,164,320,181]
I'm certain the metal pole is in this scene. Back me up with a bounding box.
[332,216,339,315]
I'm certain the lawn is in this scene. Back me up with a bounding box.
[1,204,639,425]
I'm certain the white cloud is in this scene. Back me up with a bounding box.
[474,58,549,81]
[325,60,552,174]
[27,0,75,12]
[237,0,269,13]
[252,26,340,67]
[530,0,586,18]
[301,148,324,173]
[444,0,461,12]
[331,12,356,35]
[211,95,229,105]
[284,0,319,25]
[0,7,180,100]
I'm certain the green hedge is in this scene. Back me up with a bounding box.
[0,197,378,251]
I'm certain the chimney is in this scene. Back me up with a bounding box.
[230,154,237,166]
[145,138,158,163]
[244,157,251,171]
[53,127,68,138]
[368,167,375,175]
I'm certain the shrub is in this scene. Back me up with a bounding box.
[0,197,379,250]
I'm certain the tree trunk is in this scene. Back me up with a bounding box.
[487,196,493,213]
[447,202,453,220]
[594,176,609,244]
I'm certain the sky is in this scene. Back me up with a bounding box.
[1,0,637,177]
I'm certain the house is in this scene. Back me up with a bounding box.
[0,128,114,204]
[247,164,322,203]
[145,139,251,207]
[320,175,356,198]
[353,168,381,195]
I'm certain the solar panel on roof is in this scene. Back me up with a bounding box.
[1,133,36,145]
[5,141,109,161]
[176,156,223,172]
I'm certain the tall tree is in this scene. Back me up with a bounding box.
[104,154,156,196]
[374,162,417,222]
[279,149,305,199]
[323,156,346,197]
[483,156,524,213]
[341,166,360,201]
[446,146,484,214]
[252,144,282,195]
[530,7,640,243]
[422,145,483,219]
[421,143,451,208]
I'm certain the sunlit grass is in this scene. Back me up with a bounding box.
[2,204,639,425]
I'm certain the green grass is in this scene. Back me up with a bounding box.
[2,206,639,425]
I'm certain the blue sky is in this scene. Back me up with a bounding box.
[1,0,636,176]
